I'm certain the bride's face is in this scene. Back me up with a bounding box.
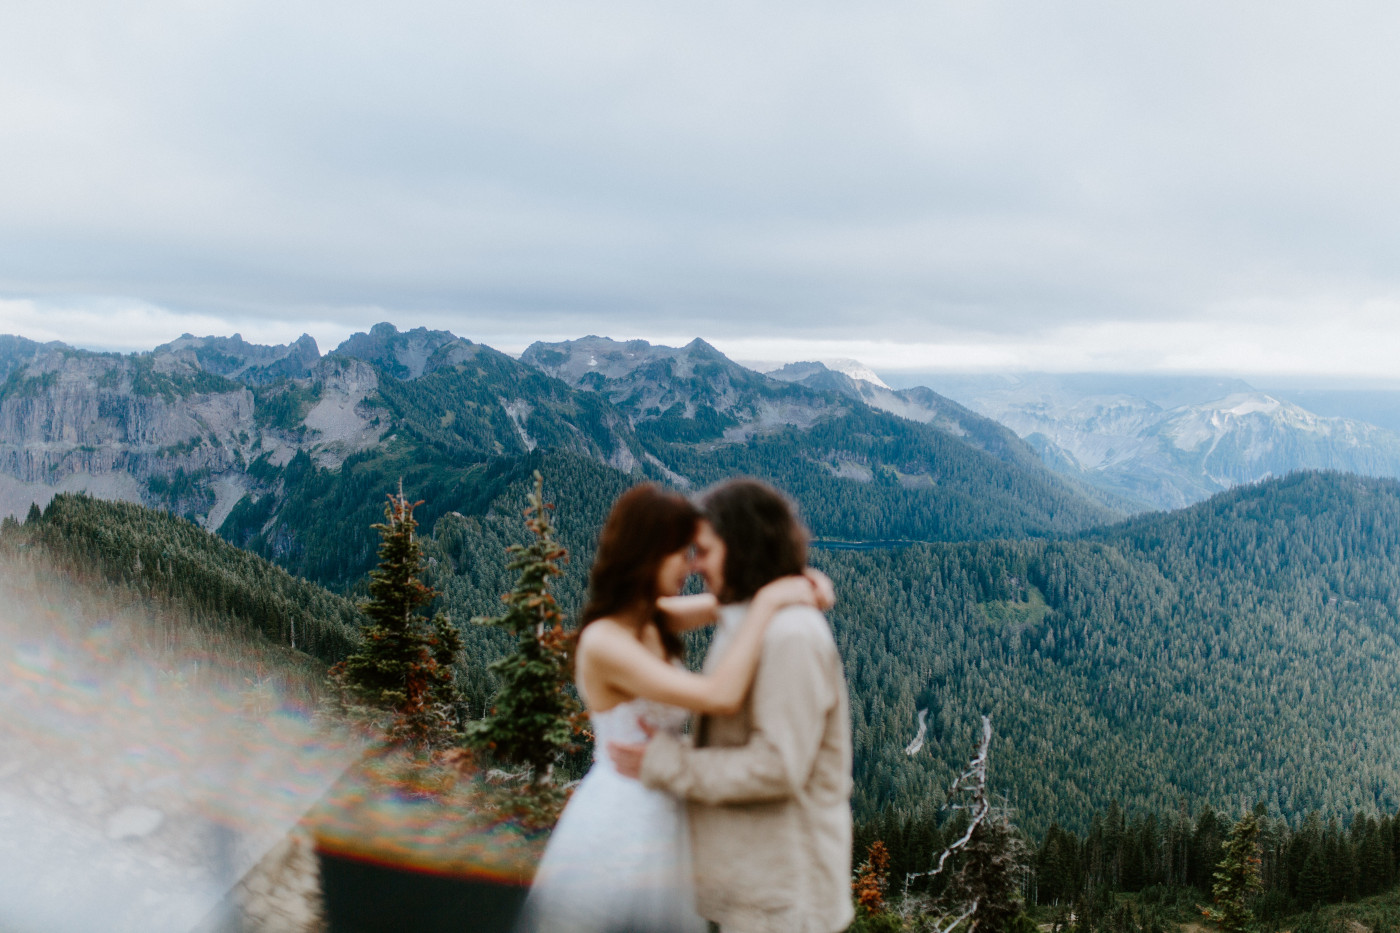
[654,544,692,597]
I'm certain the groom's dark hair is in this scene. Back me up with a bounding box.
[699,478,808,604]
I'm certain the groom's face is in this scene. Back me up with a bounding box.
[693,519,727,598]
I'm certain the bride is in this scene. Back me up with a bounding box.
[518,483,830,933]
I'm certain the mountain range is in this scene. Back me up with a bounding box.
[0,325,1115,549]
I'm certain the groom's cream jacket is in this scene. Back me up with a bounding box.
[640,603,853,933]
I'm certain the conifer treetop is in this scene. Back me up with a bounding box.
[466,471,581,793]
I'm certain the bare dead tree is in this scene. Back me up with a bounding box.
[903,716,993,899]
[899,716,1029,933]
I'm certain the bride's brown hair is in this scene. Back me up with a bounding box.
[576,483,699,660]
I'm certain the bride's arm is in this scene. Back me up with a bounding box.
[656,593,719,633]
[580,577,823,715]
[656,570,833,634]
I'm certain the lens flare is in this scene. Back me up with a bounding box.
[0,559,362,933]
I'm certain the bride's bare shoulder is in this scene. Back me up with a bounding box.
[576,618,631,654]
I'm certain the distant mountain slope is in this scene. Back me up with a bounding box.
[766,359,1142,514]
[156,332,321,385]
[905,372,1400,510]
[3,493,361,665]
[521,335,848,446]
[1263,385,1400,434]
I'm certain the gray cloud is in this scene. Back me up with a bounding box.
[3,1,1400,369]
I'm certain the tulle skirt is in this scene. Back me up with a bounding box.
[516,765,706,933]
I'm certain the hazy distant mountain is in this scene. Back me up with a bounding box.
[891,372,1400,511]
[1262,385,1400,434]
[763,362,1146,513]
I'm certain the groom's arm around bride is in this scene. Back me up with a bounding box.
[614,479,854,933]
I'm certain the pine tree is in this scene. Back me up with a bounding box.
[466,471,581,785]
[1202,814,1263,933]
[334,484,461,748]
[1297,846,1329,909]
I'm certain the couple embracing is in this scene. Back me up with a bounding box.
[520,479,854,933]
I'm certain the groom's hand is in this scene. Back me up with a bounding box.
[609,720,655,779]
[608,740,648,779]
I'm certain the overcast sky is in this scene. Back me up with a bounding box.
[4,2,1400,376]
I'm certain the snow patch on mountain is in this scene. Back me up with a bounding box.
[821,359,891,390]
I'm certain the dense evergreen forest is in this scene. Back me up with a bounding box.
[18,455,1400,930]
[222,450,1400,840]
[343,458,1400,838]
[824,471,1400,835]
[19,330,1400,927]
[218,435,1400,839]
[864,799,1400,930]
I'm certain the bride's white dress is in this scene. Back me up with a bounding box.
[517,698,707,933]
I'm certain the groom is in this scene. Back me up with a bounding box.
[610,478,853,933]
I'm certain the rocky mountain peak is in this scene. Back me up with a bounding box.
[155,332,322,385]
[333,323,474,380]
[522,336,679,383]
[0,336,49,381]
[823,358,891,389]
[520,335,846,442]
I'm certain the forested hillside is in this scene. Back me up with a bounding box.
[218,452,1400,839]
[825,471,1400,835]
[0,324,1116,556]
[215,329,1114,596]
[15,460,1400,866]
[0,493,362,666]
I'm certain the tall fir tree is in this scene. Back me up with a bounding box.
[334,484,461,747]
[466,471,581,786]
[1202,814,1263,933]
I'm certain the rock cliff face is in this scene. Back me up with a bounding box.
[0,347,262,522]
[0,324,1117,558]
[0,332,376,525]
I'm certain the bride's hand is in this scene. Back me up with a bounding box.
[803,568,836,611]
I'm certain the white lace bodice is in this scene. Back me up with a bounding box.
[588,698,689,768]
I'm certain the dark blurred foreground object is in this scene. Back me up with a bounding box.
[319,850,528,933]
[308,748,544,933]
